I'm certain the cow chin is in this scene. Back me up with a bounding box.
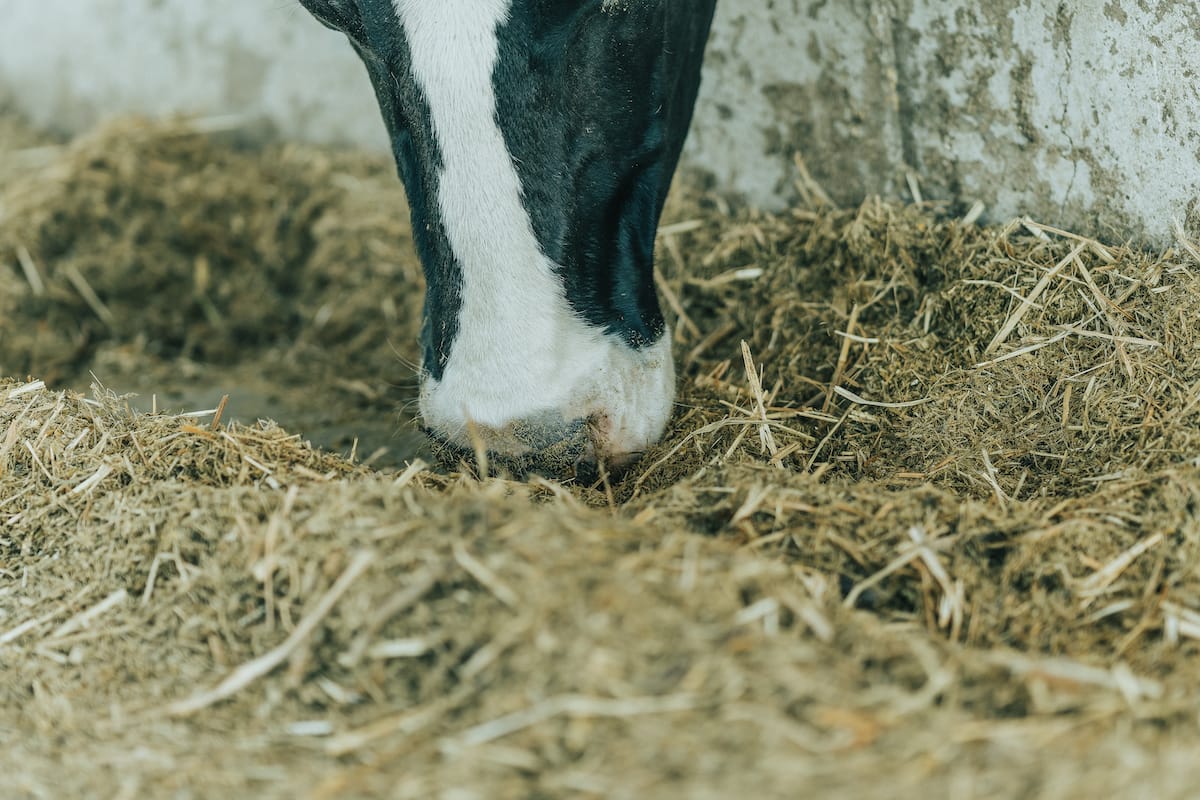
[418,328,675,477]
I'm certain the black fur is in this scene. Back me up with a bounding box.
[299,0,463,379]
[298,0,716,363]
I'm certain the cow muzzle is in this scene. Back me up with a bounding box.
[418,330,675,479]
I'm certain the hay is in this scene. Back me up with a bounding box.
[5,115,1200,797]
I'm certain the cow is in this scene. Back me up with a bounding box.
[298,0,717,474]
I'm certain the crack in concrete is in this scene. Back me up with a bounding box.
[888,5,920,173]
[1055,4,1077,217]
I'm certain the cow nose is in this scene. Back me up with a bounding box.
[418,328,676,479]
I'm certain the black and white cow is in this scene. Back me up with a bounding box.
[299,0,717,470]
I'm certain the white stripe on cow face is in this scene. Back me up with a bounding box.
[394,0,675,459]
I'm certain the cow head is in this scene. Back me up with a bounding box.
[299,0,716,473]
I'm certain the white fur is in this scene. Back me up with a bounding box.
[394,0,674,457]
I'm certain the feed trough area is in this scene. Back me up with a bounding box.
[4,115,1200,798]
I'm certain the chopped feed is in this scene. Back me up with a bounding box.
[4,115,1200,798]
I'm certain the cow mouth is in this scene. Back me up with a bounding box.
[423,414,639,483]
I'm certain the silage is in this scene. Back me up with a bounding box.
[4,116,1200,798]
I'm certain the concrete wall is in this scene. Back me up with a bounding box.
[1,0,1197,244]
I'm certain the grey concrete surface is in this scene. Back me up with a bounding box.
[1,1,1196,244]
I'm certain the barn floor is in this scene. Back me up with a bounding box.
[5,115,1200,799]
